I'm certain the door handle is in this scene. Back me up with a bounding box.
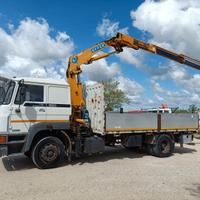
[39,108,45,112]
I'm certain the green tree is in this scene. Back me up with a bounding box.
[104,80,130,111]
[188,104,198,113]
[173,105,199,113]
[174,109,188,113]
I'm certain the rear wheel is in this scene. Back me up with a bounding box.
[32,136,65,169]
[145,144,154,155]
[152,135,174,157]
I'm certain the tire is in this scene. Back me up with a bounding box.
[32,136,65,169]
[145,144,154,155]
[152,135,175,157]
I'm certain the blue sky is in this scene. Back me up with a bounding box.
[0,0,141,44]
[0,0,200,109]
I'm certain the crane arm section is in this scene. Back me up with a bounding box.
[67,33,200,122]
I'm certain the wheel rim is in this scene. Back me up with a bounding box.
[160,140,170,154]
[39,143,60,164]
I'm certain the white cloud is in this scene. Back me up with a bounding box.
[131,0,200,59]
[96,18,128,37]
[0,18,74,79]
[118,76,144,97]
[85,80,98,86]
[151,80,166,93]
[82,58,121,82]
[155,94,164,102]
[130,0,200,107]
[151,75,200,107]
[164,91,200,106]
[171,65,200,94]
[169,64,188,80]
[116,48,143,69]
[117,76,144,104]
[155,62,200,95]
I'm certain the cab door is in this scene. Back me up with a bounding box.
[10,84,46,134]
[46,85,71,122]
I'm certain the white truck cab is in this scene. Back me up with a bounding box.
[0,76,71,157]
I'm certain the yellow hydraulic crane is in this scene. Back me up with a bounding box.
[67,32,200,124]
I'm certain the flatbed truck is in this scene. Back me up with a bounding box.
[0,33,200,169]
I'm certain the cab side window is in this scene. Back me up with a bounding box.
[15,84,44,104]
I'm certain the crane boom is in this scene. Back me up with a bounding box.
[67,32,200,123]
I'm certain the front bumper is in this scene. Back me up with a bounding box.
[0,134,26,156]
[0,135,8,157]
[0,145,8,157]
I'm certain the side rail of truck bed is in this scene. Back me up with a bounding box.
[105,112,198,134]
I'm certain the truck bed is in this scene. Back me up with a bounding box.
[86,83,198,135]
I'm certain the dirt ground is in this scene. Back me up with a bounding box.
[0,139,200,200]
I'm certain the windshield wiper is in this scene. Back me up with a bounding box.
[1,80,14,105]
[0,87,5,104]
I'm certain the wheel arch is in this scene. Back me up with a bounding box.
[145,132,175,144]
[23,122,71,153]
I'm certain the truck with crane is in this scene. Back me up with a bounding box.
[0,33,200,169]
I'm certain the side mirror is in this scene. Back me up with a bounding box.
[15,80,26,113]
[19,79,24,86]
[19,79,26,105]
[20,86,26,101]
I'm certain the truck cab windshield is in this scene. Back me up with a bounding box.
[0,81,15,105]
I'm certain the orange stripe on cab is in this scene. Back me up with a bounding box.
[10,119,69,123]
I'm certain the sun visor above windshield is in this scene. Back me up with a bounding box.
[0,76,11,86]
[0,75,10,82]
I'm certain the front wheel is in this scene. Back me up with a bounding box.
[32,136,65,169]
